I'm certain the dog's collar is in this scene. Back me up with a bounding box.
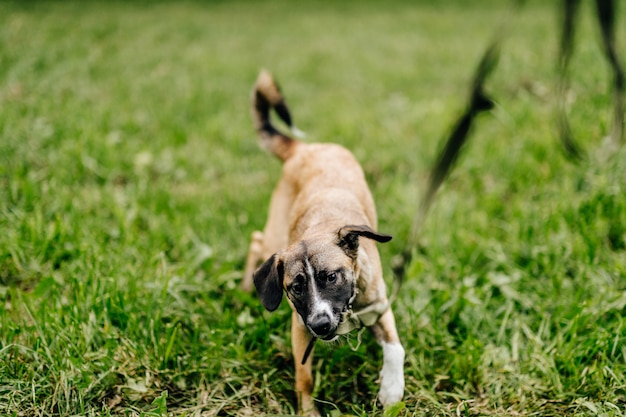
[336,301,390,335]
[337,262,404,335]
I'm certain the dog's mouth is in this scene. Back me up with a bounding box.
[307,323,339,341]
[319,332,339,342]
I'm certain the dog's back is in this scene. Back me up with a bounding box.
[282,143,377,241]
[251,70,377,243]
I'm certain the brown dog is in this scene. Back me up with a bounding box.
[242,70,404,416]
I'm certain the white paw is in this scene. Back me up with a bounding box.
[377,342,405,406]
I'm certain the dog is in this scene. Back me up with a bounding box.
[241,70,405,416]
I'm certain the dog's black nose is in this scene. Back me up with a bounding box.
[309,313,332,337]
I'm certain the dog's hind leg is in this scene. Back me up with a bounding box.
[369,307,405,407]
[242,231,264,292]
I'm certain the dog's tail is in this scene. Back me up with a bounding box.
[252,70,303,161]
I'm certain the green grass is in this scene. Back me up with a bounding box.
[1,1,625,416]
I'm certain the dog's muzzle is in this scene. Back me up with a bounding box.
[305,295,347,340]
[308,312,337,340]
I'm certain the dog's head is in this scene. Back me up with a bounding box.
[253,225,391,340]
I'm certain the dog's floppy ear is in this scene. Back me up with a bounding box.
[336,225,392,259]
[253,254,284,311]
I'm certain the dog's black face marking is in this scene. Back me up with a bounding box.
[281,240,356,340]
[287,261,355,340]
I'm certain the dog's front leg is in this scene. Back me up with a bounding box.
[369,307,405,407]
[291,311,320,417]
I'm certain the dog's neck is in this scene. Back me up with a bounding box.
[336,300,391,335]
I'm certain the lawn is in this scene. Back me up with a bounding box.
[1,1,625,416]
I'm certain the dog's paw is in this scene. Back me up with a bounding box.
[378,373,404,406]
[377,342,405,407]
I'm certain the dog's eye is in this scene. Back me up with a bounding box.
[290,275,305,296]
[326,272,338,283]
[291,282,303,295]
